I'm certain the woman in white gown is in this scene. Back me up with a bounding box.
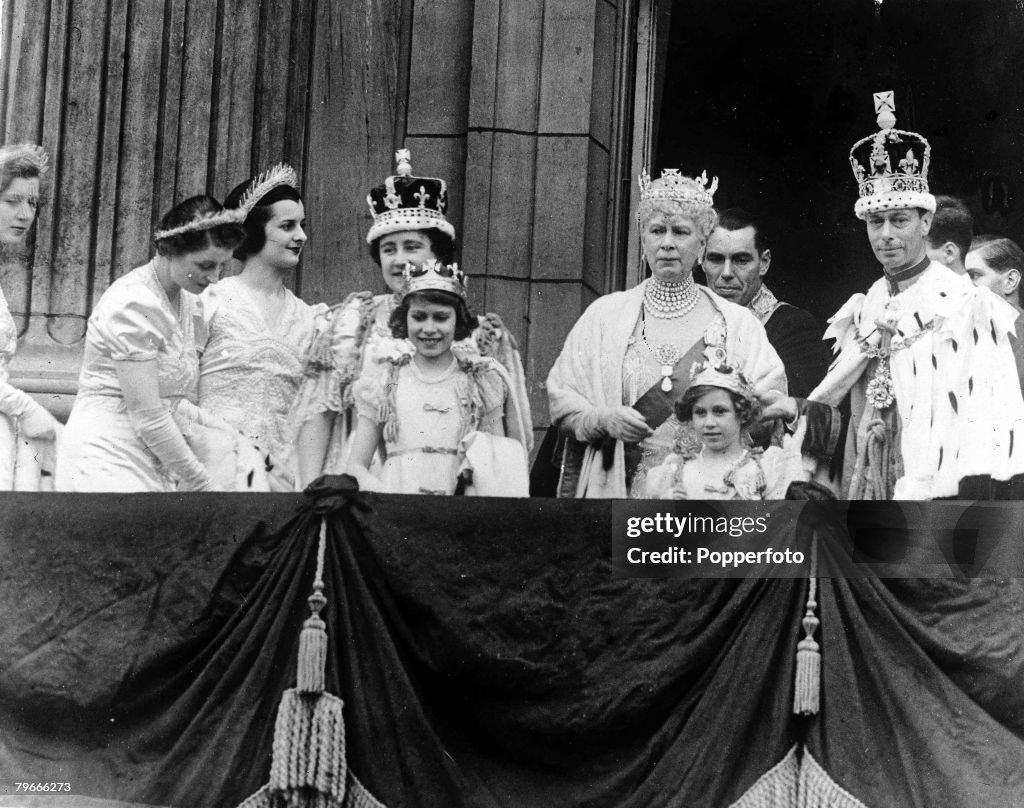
[198,165,326,490]
[56,196,245,492]
[0,143,62,490]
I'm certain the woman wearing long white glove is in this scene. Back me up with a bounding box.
[55,196,245,492]
[0,143,61,490]
[0,379,61,490]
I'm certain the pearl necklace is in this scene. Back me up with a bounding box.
[644,275,700,319]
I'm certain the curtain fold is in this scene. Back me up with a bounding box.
[1,492,1022,807]
[805,575,1024,808]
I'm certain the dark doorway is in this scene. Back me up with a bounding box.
[657,0,1024,323]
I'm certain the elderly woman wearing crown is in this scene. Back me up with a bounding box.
[56,197,246,492]
[546,169,786,498]
[762,95,1024,499]
[0,143,62,489]
[292,149,531,484]
[197,164,328,490]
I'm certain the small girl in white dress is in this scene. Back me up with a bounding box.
[292,149,532,486]
[643,360,806,500]
[346,261,529,495]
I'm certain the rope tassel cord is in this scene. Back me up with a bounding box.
[237,517,386,808]
[269,690,346,798]
[793,583,820,715]
[298,521,329,694]
[794,534,821,716]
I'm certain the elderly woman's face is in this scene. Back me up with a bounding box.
[641,211,705,282]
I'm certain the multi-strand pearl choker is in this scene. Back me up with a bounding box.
[644,275,700,319]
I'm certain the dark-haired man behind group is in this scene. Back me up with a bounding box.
[925,195,974,275]
[703,208,828,397]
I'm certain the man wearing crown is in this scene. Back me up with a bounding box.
[762,94,1024,499]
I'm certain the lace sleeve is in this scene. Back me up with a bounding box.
[292,292,374,425]
[352,363,391,423]
[463,358,520,442]
[477,369,507,437]
[472,313,533,452]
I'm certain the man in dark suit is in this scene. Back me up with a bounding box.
[703,208,827,397]
[924,194,973,276]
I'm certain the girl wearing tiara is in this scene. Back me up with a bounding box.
[641,360,807,500]
[292,149,531,485]
[346,261,530,495]
[0,143,62,489]
[56,197,245,492]
[198,165,327,490]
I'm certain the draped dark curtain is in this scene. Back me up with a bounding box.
[1,491,1022,807]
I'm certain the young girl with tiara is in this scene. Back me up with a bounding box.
[346,260,530,495]
[292,149,531,485]
[641,359,808,500]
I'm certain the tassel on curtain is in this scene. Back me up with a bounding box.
[237,516,386,808]
[793,529,820,716]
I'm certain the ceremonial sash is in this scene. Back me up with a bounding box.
[604,340,708,482]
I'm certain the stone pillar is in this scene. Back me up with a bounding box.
[402,0,638,433]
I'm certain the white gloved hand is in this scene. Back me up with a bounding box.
[756,389,798,425]
[128,405,213,491]
[172,399,237,437]
[350,465,384,493]
[576,406,653,443]
[0,382,59,439]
